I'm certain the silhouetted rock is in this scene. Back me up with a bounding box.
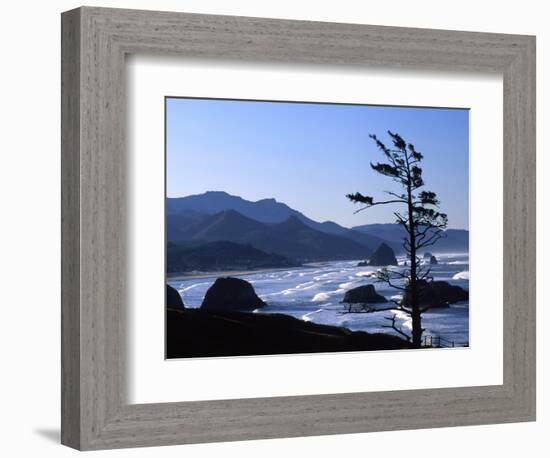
[166,308,409,358]
[166,284,185,310]
[368,243,398,266]
[404,279,468,309]
[357,260,368,267]
[422,252,438,264]
[342,284,387,304]
[201,277,266,311]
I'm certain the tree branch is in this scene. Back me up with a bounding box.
[382,314,411,341]
[351,199,408,214]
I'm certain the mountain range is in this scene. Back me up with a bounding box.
[168,191,388,246]
[351,223,469,253]
[168,209,372,264]
[166,191,468,273]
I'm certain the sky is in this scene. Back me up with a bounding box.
[166,98,469,230]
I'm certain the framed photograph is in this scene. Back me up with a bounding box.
[61,6,536,450]
[164,98,470,358]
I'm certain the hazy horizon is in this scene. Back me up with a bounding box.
[167,98,469,230]
[166,190,468,231]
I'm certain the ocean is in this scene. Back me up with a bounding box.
[168,252,470,347]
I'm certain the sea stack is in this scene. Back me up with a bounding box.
[429,255,438,265]
[342,284,387,304]
[166,284,185,310]
[201,277,266,311]
[368,243,398,266]
[403,279,468,309]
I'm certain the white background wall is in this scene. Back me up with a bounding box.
[0,1,545,456]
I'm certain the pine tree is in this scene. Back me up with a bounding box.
[347,131,448,348]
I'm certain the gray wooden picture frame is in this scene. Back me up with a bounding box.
[61,6,536,451]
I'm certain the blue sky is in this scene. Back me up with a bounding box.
[166,98,469,230]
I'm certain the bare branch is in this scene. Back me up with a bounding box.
[385,190,408,201]
[382,314,411,341]
[366,199,409,207]
[339,304,408,315]
[416,230,444,250]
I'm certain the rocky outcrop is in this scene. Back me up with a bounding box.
[166,284,185,310]
[201,277,266,311]
[423,252,438,264]
[368,243,398,266]
[342,284,387,304]
[404,279,468,309]
[357,260,368,267]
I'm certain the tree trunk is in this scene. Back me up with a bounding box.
[407,179,422,348]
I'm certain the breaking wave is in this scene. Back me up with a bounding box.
[312,292,331,302]
[453,271,470,280]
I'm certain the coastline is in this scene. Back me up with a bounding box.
[166,262,325,281]
[165,254,468,282]
[167,255,470,345]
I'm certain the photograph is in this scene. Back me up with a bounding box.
[164,97,470,358]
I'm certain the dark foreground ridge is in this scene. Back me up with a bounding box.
[166,308,410,358]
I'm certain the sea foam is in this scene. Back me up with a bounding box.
[338,281,354,290]
[302,309,323,321]
[453,271,470,280]
[312,292,331,302]
[355,270,378,278]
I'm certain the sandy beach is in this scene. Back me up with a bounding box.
[166,263,326,281]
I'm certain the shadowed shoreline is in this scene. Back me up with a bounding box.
[166,308,410,359]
